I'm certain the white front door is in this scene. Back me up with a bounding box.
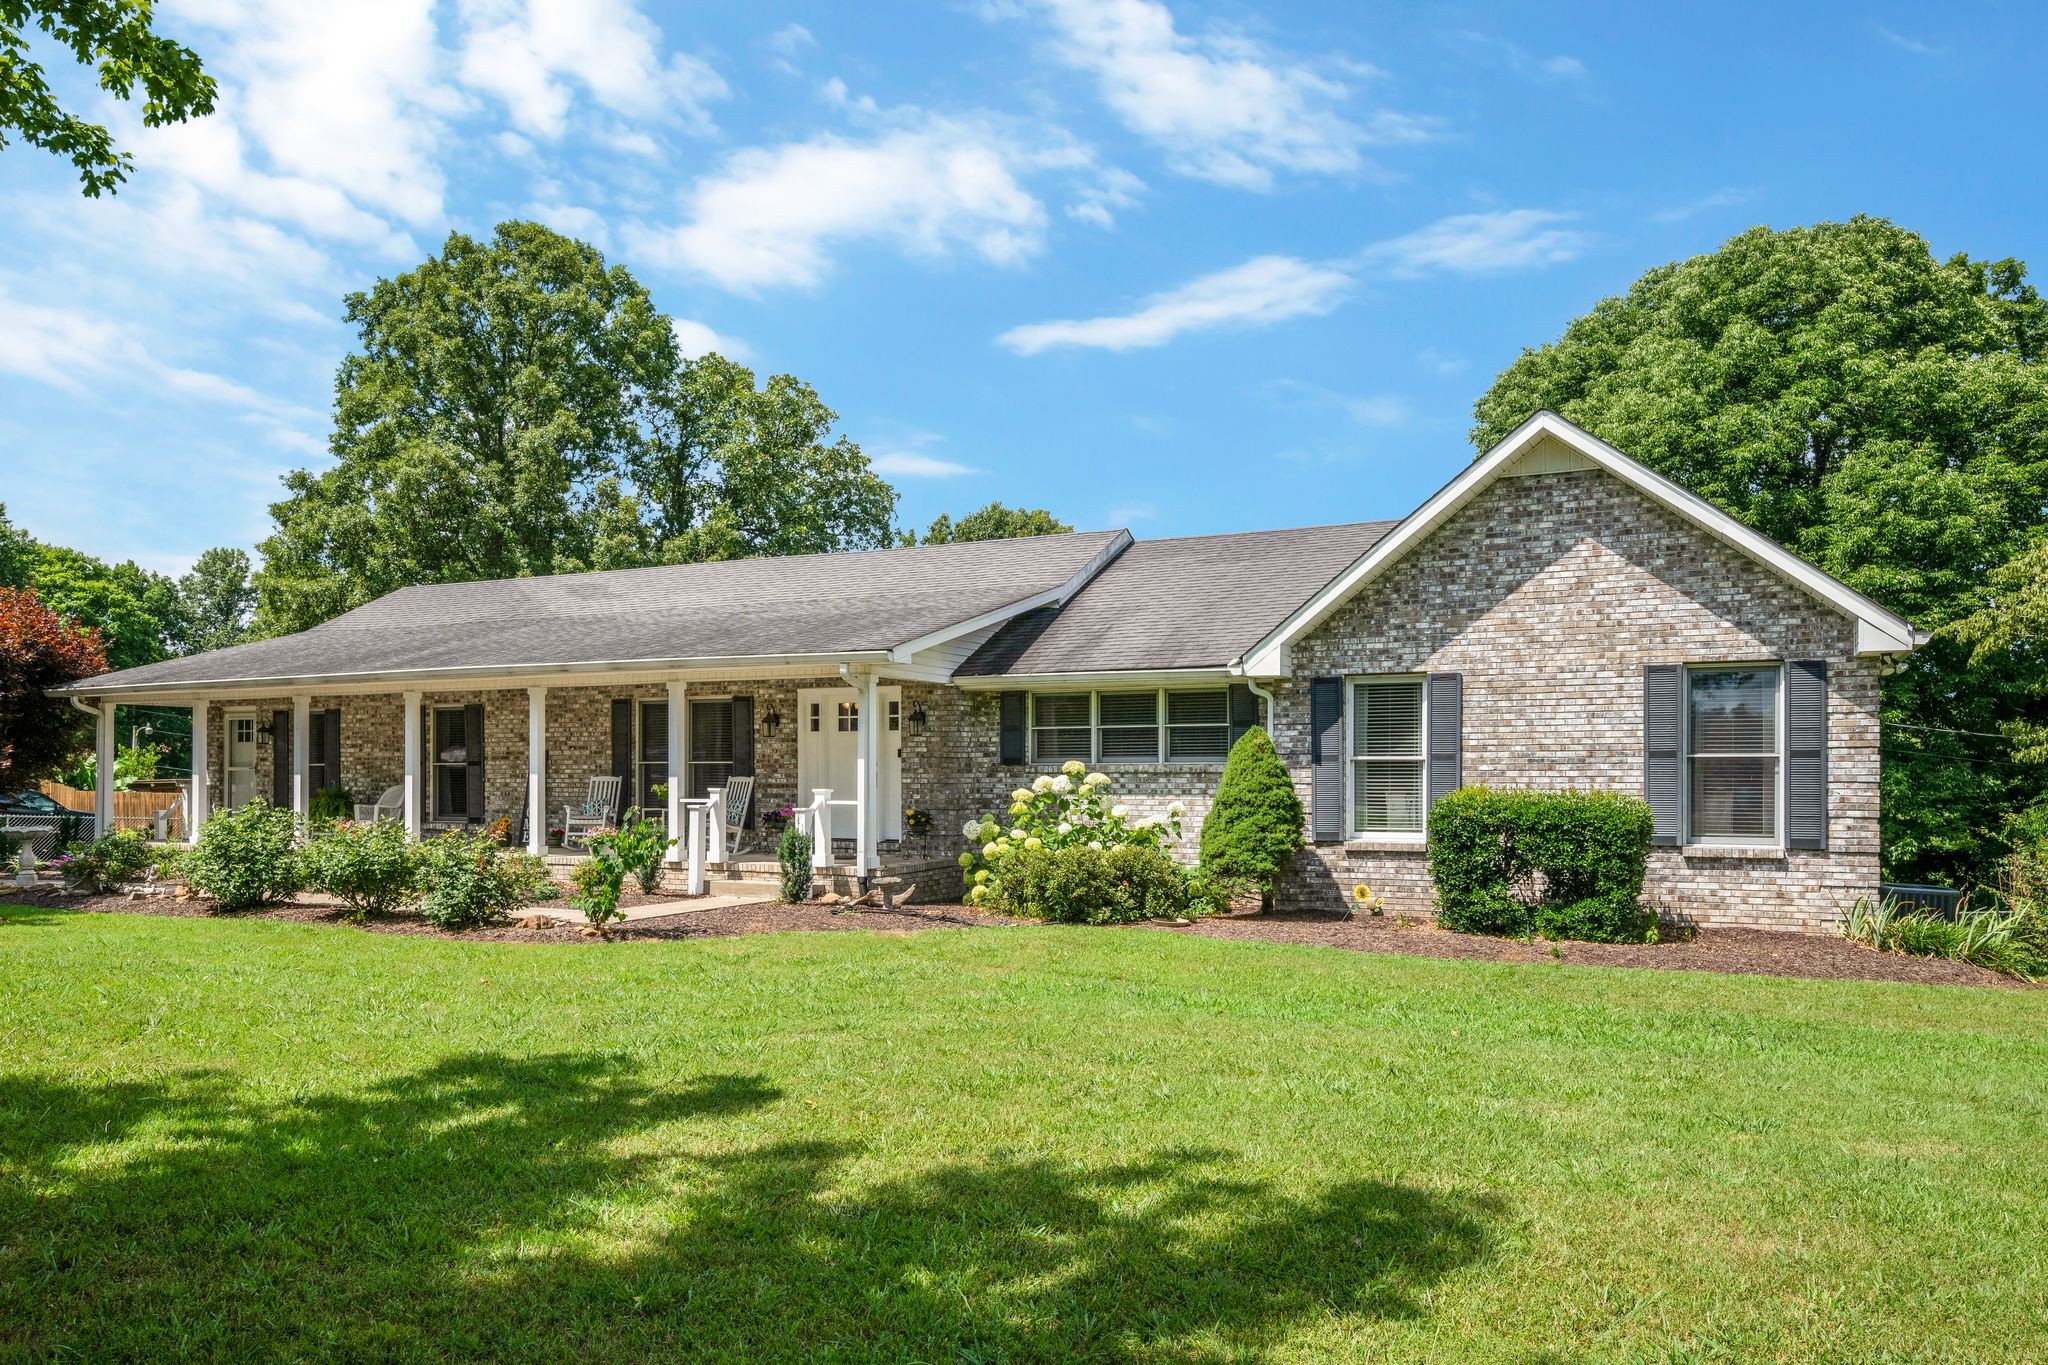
[796,686,902,841]
[223,711,258,809]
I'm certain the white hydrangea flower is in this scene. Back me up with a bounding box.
[1010,827,1026,840]
[981,841,1001,858]
[1056,821,1072,835]
[1031,774,1055,793]
[1061,759,1087,777]
[1010,788,1032,803]
[1166,801,1187,818]
[963,819,985,839]
[1084,772,1110,787]
[1111,804,1129,819]
[1088,839,1102,850]
[1049,775,1072,794]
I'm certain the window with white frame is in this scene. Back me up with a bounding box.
[1029,688,1235,765]
[1687,666,1780,842]
[1350,677,1425,835]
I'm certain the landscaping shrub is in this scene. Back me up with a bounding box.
[415,830,553,931]
[778,825,812,903]
[298,819,418,922]
[1198,726,1303,909]
[607,811,672,893]
[1843,894,2047,981]
[987,842,1195,924]
[308,785,354,824]
[1429,787,1656,942]
[961,761,1185,912]
[571,851,627,930]
[60,829,156,893]
[181,800,302,910]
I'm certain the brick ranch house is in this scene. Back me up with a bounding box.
[58,413,1923,929]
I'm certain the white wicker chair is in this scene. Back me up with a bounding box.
[352,785,404,823]
[562,776,623,848]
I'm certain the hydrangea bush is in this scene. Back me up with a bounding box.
[958,761,1186,910]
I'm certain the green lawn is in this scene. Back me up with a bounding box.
[3,906,2044,1362]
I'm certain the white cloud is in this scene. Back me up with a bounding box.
[1416,346,1466,376]
[635,115,1056,291]
[1651,186,1757,224]
[1361,209,1586,276]
[871,451,982,478]
[1106,500,1158,524]
[766,22,816,74]
[999,209,1581,355]
[1011,0,1422,189]
[996,255,1349,354]
[0,289,324,441]
[1451,32,1588,82]
[670,318,753,363]
[455,0,727,141]
[1875,26,1947,58]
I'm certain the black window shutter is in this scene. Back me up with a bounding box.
[463,702,486,821]
[998,691,1026,765]
[729,695,755,825]
[610,698,635,811]
[1426,673,1462,820]
[271,709,290,807]
[1786,660,1828,850]
[323,708,342,793]
[1309,678,1344,843]
[1643,665,1683,847]
[1227,683,1259,749]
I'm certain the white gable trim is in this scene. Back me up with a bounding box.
[1239,411,1924,675]
[887,530,1132,664]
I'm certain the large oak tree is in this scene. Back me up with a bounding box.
[1473,216,2048,885]
[254,222,898,636]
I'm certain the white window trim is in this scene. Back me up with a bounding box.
[1682,662,1786,848]
[1346,674,1428,842]
[1027,688,1235,766]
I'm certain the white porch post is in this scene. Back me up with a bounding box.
[189,702,210,835]
[811,789,834,871]
[290,693,311,820]
[526,686,547,856]
[857,669,879,876]
[402,690,423,839]
[706,785,726,868]
[665,680,685,864]
[93,701,114,832]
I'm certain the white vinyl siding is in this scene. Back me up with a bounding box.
[1029,688,1233,765]
[1350,677,1425,835]
[1686,666,1781,843]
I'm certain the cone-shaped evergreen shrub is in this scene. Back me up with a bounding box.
[1198,726,1304,908]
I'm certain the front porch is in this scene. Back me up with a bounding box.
[82,666,970,902]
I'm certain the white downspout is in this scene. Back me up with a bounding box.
[1244,677,1278,733]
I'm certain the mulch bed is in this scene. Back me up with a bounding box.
[2,886,2023,987]
[1149,909,2028,988]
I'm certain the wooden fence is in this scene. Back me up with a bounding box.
[37,781,187,839]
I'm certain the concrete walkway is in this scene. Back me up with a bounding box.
[542,886,778,927]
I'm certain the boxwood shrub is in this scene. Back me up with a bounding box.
[1428,787,1656,943]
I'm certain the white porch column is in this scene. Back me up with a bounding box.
[810,789,834,871]
[93,701,114,832]
[665,680,686,864]
[188,702,210,836]
[857,669,880,875]
[526,687,547,856]
[706,785,726,868]
[402,690,423,839]
[290,693,311,820]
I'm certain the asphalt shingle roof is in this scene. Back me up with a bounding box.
[68,531,1128,692]
[957,521,1397,676]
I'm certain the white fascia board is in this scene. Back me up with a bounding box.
[1244,410,1923,669]
[887,530,1133,663]
[953,667,1239,690]
[55,652,897,701]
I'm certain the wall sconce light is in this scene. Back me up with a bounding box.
[908,705,929,738]
[761,708,782,736]
[255,719,275,738]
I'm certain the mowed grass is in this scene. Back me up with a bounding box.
[3,907,2045,1363]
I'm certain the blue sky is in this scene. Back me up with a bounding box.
[2,0,2040,576]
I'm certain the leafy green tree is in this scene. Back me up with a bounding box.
[172,545,253,653]
[1473,217,2048,885]
[28,542,180,671]
[1198,727,1304,910]
[914,502,1073,545]
[1950,536,2048,773]
[0,503,33,588]
[1,0,216,195]
[254,222,896,635]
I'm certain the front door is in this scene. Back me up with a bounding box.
[223,711,258,809]
[796,687,902,841]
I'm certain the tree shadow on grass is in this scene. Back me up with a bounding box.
[2,1058,1498,1361]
